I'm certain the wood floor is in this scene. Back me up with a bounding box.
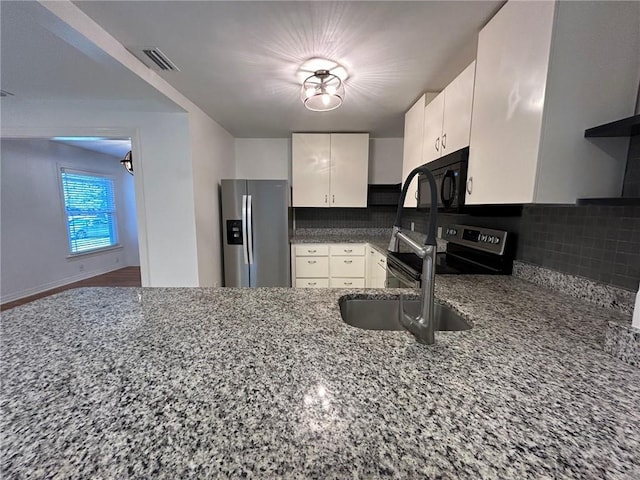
[1,267,141,311]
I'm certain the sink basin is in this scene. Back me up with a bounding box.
[339,297,472,332]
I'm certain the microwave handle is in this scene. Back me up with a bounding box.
[441,169,456,208]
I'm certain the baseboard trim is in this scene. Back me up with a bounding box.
[1,265,129,304]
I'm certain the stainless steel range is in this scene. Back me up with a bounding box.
[386,224,514,288]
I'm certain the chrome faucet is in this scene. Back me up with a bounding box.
[388,164,439,344]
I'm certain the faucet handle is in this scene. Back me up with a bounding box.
[398,294,416,330]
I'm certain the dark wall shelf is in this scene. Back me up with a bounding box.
[584,114,640,137]
[576,197,640,206]
[367,183,401,206]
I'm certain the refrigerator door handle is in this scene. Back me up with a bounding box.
[241,195,249,265]
[247,195,254,265]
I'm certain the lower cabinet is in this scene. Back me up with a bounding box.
[292,243,384,288]
[366,246,387,288]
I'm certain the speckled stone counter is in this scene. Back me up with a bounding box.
[2,277,639,478]
[290,228,447,254]
[290,228,391,253]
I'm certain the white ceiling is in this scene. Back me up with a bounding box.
[2,1,504,139]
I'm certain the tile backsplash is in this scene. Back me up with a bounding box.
[294,203,639,291]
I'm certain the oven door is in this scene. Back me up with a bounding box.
[386,260,421,288]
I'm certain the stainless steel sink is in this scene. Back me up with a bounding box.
[339,298,472,332]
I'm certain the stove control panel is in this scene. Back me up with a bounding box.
[442,224,509,255]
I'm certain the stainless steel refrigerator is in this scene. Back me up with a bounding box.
[221,179,291,287]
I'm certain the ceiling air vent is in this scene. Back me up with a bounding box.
[129,47,179,72]
[0,89,15,97]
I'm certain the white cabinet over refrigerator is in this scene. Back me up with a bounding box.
[292,133,369,207]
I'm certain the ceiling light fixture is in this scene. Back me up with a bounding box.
[301,69,345,112]
[121,150,133,175]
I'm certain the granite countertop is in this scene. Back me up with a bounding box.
[290,228,392,253]
[2,277,639,478]
[290,228,448,255]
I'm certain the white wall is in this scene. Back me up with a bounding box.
[0,138,139,303]
[2,1,235,288]
[369,138,403,184]
[190,109,235,287]
[2,108,208,288]
[235,138,290,181]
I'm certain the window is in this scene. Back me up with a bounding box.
[60,169,118,254]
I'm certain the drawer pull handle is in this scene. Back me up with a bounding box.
[344,282,353,285]
[307,249,317,253]
[308,282,316,286]
[344,249,352,253]
[308,260,316,264]
[344,260,352,264]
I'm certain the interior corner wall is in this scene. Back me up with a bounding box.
[235,138,291,181]
[189,109,235,287]
[369,138,403,184]
[2,105,201,287]
[0,138,139,303]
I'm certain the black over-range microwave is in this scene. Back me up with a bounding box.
[417,147,469,212]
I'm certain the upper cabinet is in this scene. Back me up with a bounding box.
[466,0,639,205]
[401,95,426,208]
[401,62,475,207]
[292,133,369,207]
[423,62,476,164]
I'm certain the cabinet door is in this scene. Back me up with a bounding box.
[441,61,475,157]
[401,95,426,207]
[366,247,376,287]
[422,92,445,164]
[374,263,387,288]
[330,134,369,207]
[466,1,554,204]
[292,133,331,207]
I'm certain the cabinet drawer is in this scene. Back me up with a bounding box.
[295,256,329,277]
[295,244,329,256]
[330,256,365,277]
[295,278,329,288]
[330,244,365,256]
[330,278,366,288]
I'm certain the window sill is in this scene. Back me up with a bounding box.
[67,244,124,259]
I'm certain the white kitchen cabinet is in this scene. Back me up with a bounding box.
[366,246,387,288]
[401,95,425,208]
[292,243,330,288]
[292,133,369,207]
[466,0,638,205]
[292,243,368,288]
[422,62,475,164]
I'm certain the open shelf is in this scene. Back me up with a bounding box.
[584,114,640,137]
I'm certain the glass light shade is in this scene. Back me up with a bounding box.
[120,151,133,175]
[301,69,345,112]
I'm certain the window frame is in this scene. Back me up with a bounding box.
[58,166,121,257]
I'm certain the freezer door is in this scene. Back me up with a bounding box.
[221,179,250,287]
[247,180,291,287]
